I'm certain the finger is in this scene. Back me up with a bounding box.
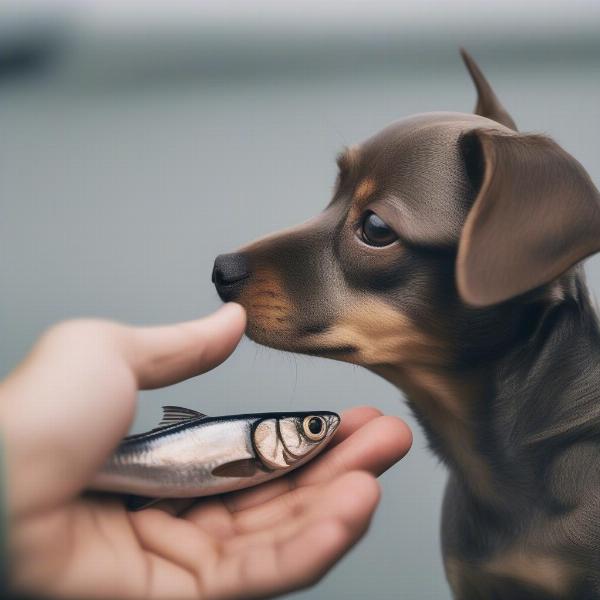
[127,302,246,389]
[218,414,410,517]
[328,405,383,448]
[0,320,141,518]
[0,304,245,518]
[128,506,219,577]
[230,470,380,537]
[179,497,239,539]
[294,415,412,486]
[211,472,380,600]
[210,406,384,515]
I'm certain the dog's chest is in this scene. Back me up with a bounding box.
[440,474,596,599]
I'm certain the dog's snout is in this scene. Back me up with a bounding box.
[212,253,249,301]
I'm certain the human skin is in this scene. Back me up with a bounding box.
[0,303,412,599]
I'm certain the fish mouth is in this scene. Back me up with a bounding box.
[327,414,341,434]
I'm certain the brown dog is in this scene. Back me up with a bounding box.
[212,50,600,599]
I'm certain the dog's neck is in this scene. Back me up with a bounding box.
[375,274,600,510]
[376,362,496,501]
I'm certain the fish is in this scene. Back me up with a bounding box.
[90,406,340,510]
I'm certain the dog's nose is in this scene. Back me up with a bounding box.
[212,253,249,301]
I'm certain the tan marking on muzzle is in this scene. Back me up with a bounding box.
[237,266,295,340]
[316,298,448,367]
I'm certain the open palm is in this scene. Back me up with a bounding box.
[1,304,411,599]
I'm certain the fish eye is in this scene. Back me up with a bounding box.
[303,416,327,441]
[360,211,398,247]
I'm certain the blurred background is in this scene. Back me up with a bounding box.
[1,1,599,598]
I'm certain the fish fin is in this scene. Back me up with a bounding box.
[212,458,260,478]
[125,495,161,511]
[157,405,207,429]
[122,406,206,443]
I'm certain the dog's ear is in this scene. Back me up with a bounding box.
[456,129,600,307]
[460,48,517,131]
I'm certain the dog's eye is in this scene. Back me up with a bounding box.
[360,212,398,247]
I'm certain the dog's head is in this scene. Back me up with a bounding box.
[212,51,600,373]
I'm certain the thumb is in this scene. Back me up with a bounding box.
[128,302,247,389]
[0,303,246,517]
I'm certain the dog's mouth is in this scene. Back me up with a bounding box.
[227,268,361,361]
[244,319,358,359]
[302,344,358,357]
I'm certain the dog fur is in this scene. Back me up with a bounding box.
[212,50,600,599]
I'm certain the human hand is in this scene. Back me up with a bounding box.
[0,304,412,599]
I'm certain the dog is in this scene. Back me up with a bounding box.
[212,50,600,599]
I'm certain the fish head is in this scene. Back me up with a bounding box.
[253,412,340,470]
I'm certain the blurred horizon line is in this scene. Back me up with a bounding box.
[0,2,599,89]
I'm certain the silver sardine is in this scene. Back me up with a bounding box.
[90,406,340,509]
